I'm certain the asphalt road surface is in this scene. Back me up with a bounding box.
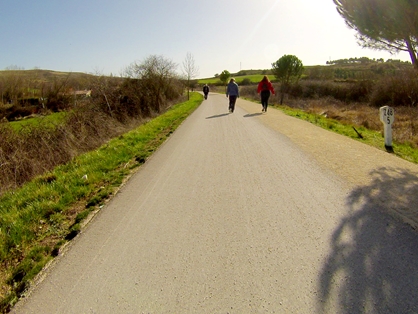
[12,93,418,313]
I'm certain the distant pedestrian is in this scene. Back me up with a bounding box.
[257,75,275,112]
[226,78,239,113]
[203,84,209,99]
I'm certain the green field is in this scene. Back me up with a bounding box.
[199,74,269,85]
[10,112,68,131]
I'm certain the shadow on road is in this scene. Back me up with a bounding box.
[243,113,263,118]
[205,113,230,119]
[318,167,418,313]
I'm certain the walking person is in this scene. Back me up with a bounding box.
[203,84,209,99]
[257,75,275,112]
[226,78,239,113]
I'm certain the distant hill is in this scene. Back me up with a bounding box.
[199,59,413,84]
[0,69,98,84]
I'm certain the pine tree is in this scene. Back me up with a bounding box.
[334,0,418,68]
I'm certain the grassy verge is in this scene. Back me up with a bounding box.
[274,104,418,164]
[0,92,202,313]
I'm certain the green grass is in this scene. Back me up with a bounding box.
[0,92,203,312]
[276,104,418,164]
[10,112,68,131]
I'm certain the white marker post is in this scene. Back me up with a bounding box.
[379,106,395,148]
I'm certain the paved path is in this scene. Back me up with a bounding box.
[12,94,418,313]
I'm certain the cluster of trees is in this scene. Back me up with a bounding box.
[218,55,305,105]
[216,1,418,105]
[326,57,410,65]
[214,69,270,78]
[0,70,88,120]
[111,55,184,120]
[215,0,418,91]
[0,55,192,122]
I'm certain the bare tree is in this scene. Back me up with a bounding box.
[1,71,24,105]
[182,52,199,100]
[89,69,118,116]
[125,55,182,113]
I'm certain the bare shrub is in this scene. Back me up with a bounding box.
[0,123,21,190]
[88,74,122,119]
[0,63,185,196]
[240,78,252,86]
[0,105,34,121]
[121,56,184,118]
[240,85,259,99]
[390,106,418,147]
[370,69,418,107]
[288,80,373,103]
[0,107,127,195]
[241,81,418,148]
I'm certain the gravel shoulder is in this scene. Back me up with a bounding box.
[239,100,418,230]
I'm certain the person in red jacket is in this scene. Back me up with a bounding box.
[257,75,275,112]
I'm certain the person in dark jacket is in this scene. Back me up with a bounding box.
[203,84,209,99]
[226,78,239,113]
[257,75,275,112]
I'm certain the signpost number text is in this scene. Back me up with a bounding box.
[379,106,394,147]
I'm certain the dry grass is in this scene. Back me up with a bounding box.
[284,97,418,148]
[236,83,418,149]
[0,107,144,196]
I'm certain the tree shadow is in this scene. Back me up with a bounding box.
[318,166,418,313]
[205,113,230,119]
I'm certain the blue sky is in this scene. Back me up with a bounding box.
[0,0,411,78]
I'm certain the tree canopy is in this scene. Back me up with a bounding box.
[271,55,304,85]
[219,70,231,85]
[334,0,418,68]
